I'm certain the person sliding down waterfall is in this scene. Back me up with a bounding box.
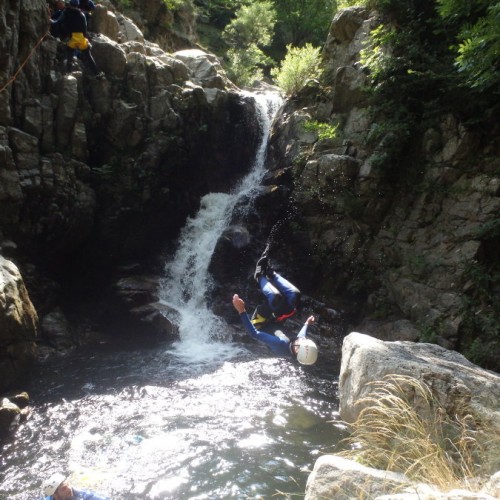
[232,250,318,365]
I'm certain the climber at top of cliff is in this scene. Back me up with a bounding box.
[78,0,96,25]
[50,0,104,80]
[50,0,65,21]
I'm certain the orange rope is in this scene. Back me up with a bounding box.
[0,3,53,93]
[0,30,50,93]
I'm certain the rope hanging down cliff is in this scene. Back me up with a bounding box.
[0,6,51,93]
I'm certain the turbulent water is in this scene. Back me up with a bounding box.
[0,92,343,500]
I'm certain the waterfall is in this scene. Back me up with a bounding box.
[159,91,283,363]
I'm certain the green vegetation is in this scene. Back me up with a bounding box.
[116,1,499,104]
[439,1,500,92]
[113,0,185,10]
[222,1,276,86]
[328,0,498,189]
[302,119,339,140]
[340,375,498,489]
[271,44,321,95]
[193,0,338,88]
[225,45,273,86]
[162,0,185,8]
[272,0,337,56]
[337,0,499,108]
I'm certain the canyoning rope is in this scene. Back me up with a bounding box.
[0,5,51,93]
[0,31,50,93]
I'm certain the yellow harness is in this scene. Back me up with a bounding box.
[67,32,89,50]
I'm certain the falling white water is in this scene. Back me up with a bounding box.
[159,91,283,363]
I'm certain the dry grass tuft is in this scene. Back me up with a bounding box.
[339,374,497,491]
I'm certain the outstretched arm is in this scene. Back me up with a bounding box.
[232,294,247,313]
[232,294,289,351]
[297,315,315,338]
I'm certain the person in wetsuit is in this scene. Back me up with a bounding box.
[42,472,109,500]
[250,252,302,329]
[232,252,318,365]
[50,0,104,79]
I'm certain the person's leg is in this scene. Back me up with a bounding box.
[268,272,301,309]
[65,45,76,72]
[258,276,285,310]
[80,48,99,74]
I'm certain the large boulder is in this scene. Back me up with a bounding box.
[339,333,500,430]
[305,455,499,500]
[174,49,237,90]
[105,272,180,339]
[305,455,413,499]
[323,5,371,93]
[0,256,38,393]
[305,333,500,499]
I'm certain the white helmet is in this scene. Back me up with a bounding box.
[42,472,66,496]
[295,338,318,365]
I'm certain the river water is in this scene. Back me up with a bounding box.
[0,92,344,499]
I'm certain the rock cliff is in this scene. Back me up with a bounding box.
[0,0,260,393]
[0,2,498,394]
[221,6,499,372]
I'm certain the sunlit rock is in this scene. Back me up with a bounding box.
[0,398,21,435]
[305,454,499,499]
[91,35,128,77]
[338,332,500,437]
[0,256,38,394]
[174,49,236,90]
[305,455,412,499]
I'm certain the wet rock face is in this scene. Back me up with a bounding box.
[0,256,38,394]
[0,0,261,385]
[0,0,260,266]
[246,7,500,368]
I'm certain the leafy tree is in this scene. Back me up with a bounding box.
[194,0,246,28]
[222,1,276,47]
[222,1,277,86]
[337,0,499,93]
[225,44,274,85]
[436,0,491,19]
[271,43,321,95]
[437,0,500,92]
[273,0,337,50]
[162,0,186,9]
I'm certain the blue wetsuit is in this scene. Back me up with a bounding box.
[239,311,309,359]
[45,489,109,500]
[252,272,301,328]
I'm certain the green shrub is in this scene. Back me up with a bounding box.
[271,43,321,95]
[453,3,500,91]
[114,0,185,10]
[225,44,273,87]
[222,1,276,47]
[222,1,276,87]
[302,119,339,140]
[162,0,185,9]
